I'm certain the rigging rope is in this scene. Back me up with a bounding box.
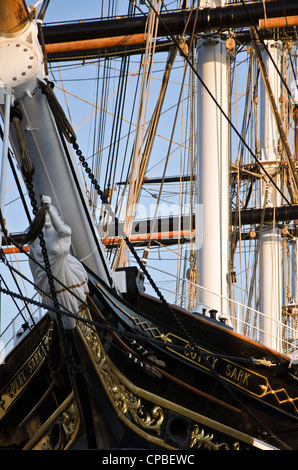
[115,0,294,448]
[115,0,161,268]
[104,55,130,195]
[145,0,298,218]
[240,0,297,107]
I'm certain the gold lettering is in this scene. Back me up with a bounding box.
[28,358,33,374]
[0,331,52,419]
[230,366,238,380]
[170,336,265,397]
[225,364,251,386]
[7,370,27,398]
[183,345,220,368]
[225,364,232,377]
[184,344,201,362]
[5,346,45,399]
[237,369,244,383]
[20,369,26,386]
[211,356,218,368]
[243,372,251,386]
[27,347,44,374]
[190,349,197,361]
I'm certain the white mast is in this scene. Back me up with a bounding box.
[196,0,229,315]
[0,89,11,248]
[259,41,282,349]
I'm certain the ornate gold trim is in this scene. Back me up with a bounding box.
[76,307,257,450]
[95,283,172,343]
[259,382,298,413]
[166,333,298,413]
[100,365,165,436]
[40,279,88,297]
[189,425,240,450]
[0,323,54,420]
[22,392,80,450]
[94,283,298,415]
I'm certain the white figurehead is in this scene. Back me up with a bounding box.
[29,195,89,329]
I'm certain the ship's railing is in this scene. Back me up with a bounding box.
[145,265,297,357]
[1,265,297,361]
[0,305,43,362]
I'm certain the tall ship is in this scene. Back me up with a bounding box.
[1,0,298,451]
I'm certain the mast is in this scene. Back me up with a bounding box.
[0,0,30,35]
[196,0,229,314]
[259,40,282,349]
[290,53,298,345]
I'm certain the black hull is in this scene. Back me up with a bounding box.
[85,271,298,450]
[1,270,298,450]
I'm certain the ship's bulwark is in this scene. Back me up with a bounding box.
[2,272,297,450]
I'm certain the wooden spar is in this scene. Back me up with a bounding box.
[1,230,195,253]
[5,200,298,253]
[4,198,298,254]
[40,2,298,61]
[45,33,148,55]
[103,229,196,246]
[0,0,31,35]
[42,1,298,45]
[259,15,298,29]
[2,246,29,254]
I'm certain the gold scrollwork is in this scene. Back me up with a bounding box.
[37,401,79,450]
[77,307,103,364]
[77,306,165,437]
[0,325,54,420]
[76,301,251,449]
[101,365,164,436]
[189,424,240,450]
